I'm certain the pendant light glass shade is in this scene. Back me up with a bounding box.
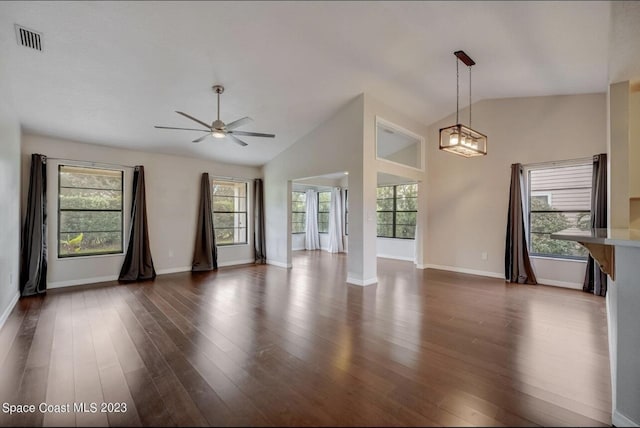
[439,50,487,157]
[440,124,487,157]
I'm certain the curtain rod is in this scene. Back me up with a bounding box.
[44,156,136,169]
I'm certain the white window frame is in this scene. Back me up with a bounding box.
[210,178,250,247]
[56,162,126,260]
[522,158,592,261]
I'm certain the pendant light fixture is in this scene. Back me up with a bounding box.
[439,50,487,157]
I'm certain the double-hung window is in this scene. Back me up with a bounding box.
[376,183,417,239]
[291,191,306,234]
[211,179,248,245]
[58,165,124,257]
[317,191,331,233]
[525,161,592,259]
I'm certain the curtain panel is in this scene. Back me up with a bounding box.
[20,153,48,297]
[254,178,266,264]
[505,163,538,285]
[192,173,218,271]
[584,154,608,296]
[119,166,156,281]
[305,189,320,250]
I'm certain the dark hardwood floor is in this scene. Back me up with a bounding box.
[0,251,611,426]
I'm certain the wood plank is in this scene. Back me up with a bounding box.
[0,251,611,427]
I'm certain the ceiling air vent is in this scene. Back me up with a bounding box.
[15,25,42,51]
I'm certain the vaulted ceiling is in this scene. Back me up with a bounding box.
[0,1,610,166]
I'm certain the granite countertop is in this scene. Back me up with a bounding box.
[551,228,640,248]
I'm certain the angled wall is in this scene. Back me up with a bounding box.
[263,95,366,281]
[426,93,606,286]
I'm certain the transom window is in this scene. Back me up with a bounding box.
[317,191,331,233]
[525,161,592,259]
[58,165,123,257]
[211,179,248,246]
[376,183,417,239]
[291,191,306,234]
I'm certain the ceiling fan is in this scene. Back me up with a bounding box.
[154,85,275,146]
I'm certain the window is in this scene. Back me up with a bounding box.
[291,191,306,234]
[376,183,417,239]
[526,162,592,259]
[58,165,123,257]
[317,191,331,233]
[211,179,248,245]
[344,189,348,236]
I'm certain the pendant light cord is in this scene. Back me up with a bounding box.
[456,57,459,125]
[469,65,472,127]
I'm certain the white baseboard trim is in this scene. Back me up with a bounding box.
[0,291,20,330]
[425,264,504,280]
[48,275,119,289]
[346,275,378,286]
[536,278,582,289]
[156,266,191,275]
[377,254,415,262]
[415,263,428,269]
[613,410,639,427]
[49,259,258,289]
[267,260,292,269]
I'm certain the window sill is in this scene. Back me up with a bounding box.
[531,255,587,264]
[217,243,249,248]
[376,237,415,241]
[57,252,124,261]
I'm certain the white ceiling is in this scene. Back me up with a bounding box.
[0,1,610,166]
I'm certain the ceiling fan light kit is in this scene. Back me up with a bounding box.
[439,50,487,158]
[155,84,275,147]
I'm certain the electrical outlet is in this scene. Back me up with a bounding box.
[168,250,174,258]
[481,252,488,261]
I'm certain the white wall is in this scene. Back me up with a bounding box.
[21,133,261,288]
[609,1,640,84]
[607,3,640,426]
[263,95,365,279]
[0,61,21,327]
[376,238,415,262]
[426,93,607,286]
[365,94,429,273]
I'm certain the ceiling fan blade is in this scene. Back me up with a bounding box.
[155,126,209,132]
[192,134,210,143]
[228,134,248,147]
[176,111,212,130]
[225,116,253,130]
[229,130,276,138]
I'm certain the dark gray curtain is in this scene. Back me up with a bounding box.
[20,154,48,297]
[119,166,156,281]
[584,154,608,296]
[254,178,266,264]
[505,163,538,284]
[192,173,218,271]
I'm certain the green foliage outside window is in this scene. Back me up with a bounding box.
[529,198,588,258]
[58,165,123,257]
[212,180,247,245]
[318,191,331,233]
[291,191,306,234]
[377,183,417,239]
